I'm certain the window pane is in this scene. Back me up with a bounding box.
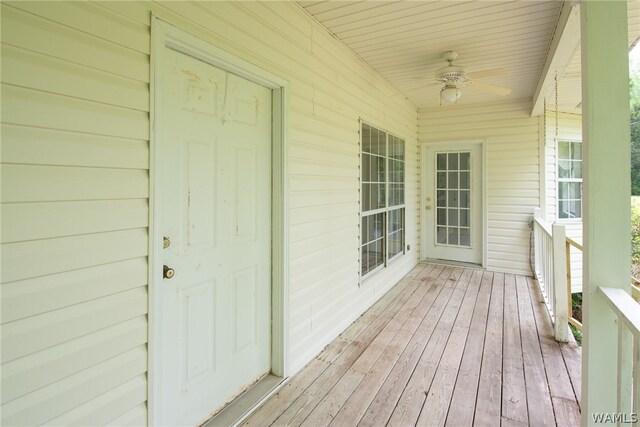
[569,182,581,199]
[448,172,458,189]
[460,209,470,227]
[573,142,582,160]
[460,172,470,189]
[361,153,371,181]
[571,200,582,218]
[437,172,446,188]
[437,190,446,207]
[558,141,570,160]
[448,208,459,226]
[362,183,371,211]
[437,208,447,226]
[571,161,582,179]
[448,227,459,246]
[448,190,458,208]
[559,182,569,200]
[559,200,570,219]
[460,228,471,247]
[460,190,470,208]
[460,152,470,170]
[558,161,570,178]
[389,136,404,160]
[362,123,372,153]
[448,153,458,170]
[437,153,446,170]
[437,226,447,244]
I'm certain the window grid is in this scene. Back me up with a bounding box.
[557,140,582,220]
[361,122,405,278]
[435,151,471,248]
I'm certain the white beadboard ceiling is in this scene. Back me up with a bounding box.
[299,0,640,113]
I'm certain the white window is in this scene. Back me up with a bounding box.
[557,140,582,220]
[360,122,405,278]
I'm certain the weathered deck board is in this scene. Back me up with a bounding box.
[243,264,581,427]
[515,274,555,426]
[357,266,460,426]
[501,273,529,426]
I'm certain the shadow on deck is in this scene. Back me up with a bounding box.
[243,263,582,426]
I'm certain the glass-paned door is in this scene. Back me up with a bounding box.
[436,151,472,247]
[423,143,483,264]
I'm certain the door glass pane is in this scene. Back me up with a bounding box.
[448,227,459,246]
[448,208,458,226]
[460,172,470,189]
[448,172,458,189]
[460,228,471,246]
[448,190,458,207]
[434,151,472,248]
[460,190,470,208]
[460,152,470,170]
[437,208,447,226]
[448,153,458,170]
[460,209,470,227]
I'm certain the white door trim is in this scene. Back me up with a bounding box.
[149,17,289,426]
[420,140,487,268]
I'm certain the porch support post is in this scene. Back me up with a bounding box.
[580,1,631,425]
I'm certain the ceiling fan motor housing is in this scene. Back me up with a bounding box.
[435,65,468,83]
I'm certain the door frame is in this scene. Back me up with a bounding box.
[149,17,289,425]
[420,140,487,267]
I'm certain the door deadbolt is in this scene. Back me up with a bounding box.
[163,265,175,279]
[426,205,432,210]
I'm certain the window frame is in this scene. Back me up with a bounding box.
[359,120,406,281]
[556,139,583,221]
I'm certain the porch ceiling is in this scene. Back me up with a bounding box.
[298,1,640,113]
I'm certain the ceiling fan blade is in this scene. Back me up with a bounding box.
[466,68,509,79]
[470,80,512,96]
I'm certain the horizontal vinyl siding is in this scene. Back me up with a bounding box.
[1,1,151,425]
[418,100,540,275]
[1,1,418,424]
[544,112,583,291]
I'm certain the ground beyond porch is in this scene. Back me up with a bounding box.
[242,263,582,426]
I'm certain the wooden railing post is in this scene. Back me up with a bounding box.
[552,224,568,342]
[566,241,572,317]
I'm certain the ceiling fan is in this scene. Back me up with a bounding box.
[433,51,512,104]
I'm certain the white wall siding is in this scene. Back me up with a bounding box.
[544,111,583,292]
[1,1,418,424]
[418,100,540,275]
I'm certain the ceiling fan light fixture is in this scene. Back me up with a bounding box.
[440,84,461,104]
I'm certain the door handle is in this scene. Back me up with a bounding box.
[163,265,175,279]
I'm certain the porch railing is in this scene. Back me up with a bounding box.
[532,208,569,342]
[599,287,640,418]
[533,207,640,344]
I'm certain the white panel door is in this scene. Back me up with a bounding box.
[423,143,483,264]
[156,47,271,426]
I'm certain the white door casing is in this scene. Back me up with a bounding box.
[421,142,484,265]
[151,19,288,426]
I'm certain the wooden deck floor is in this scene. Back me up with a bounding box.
[242,263,582,427]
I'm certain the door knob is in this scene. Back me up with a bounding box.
[426,205,432,210]
[163,265,175,279]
